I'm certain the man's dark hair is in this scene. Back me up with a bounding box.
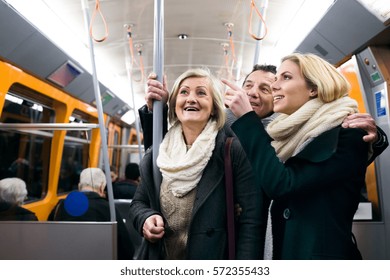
[125,163,140,180]
[252,64,277,74]
[242,64,277,86]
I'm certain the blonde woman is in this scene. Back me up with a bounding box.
[225,53,372,259]
[130,68,265,259]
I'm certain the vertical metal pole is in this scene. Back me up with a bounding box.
[129,75,143,162]
[253,0,268,65]
[152,0,164,191]
[81,0,115,221]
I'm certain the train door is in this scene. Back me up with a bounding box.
[341,46,390,259]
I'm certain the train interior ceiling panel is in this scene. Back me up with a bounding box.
[0,0,390,259]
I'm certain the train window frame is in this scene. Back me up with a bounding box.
[6,83,56,110]
[111,127,120,170]
[0,91,55,203]
[57,110,98,195]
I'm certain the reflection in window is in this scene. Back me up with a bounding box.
[58,140,87,194]
[0,93,53,202]
[57,111,92,194]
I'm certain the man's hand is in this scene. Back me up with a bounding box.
[145,73,169,111]
[342,113,378,143]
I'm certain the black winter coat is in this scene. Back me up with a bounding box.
[129,129,268,259]
[232,111,370,259]
[0,202,38,221]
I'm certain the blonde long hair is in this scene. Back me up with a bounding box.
[282,53,351,102]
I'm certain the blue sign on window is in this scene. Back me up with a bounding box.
[375,91,386,117]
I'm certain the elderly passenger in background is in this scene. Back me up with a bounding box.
[48,167,133,260]
[113,162,140,199]
[0,177,38,221]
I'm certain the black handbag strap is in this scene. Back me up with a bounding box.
[224,137,235,259]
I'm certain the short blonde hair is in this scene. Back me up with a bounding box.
[282,53,351,102]
[168,68,226,130]
[0,178,27,205]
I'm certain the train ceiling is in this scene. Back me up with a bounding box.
[3,0,389,125]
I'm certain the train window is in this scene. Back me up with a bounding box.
[129,127,140,144]
[107,121,122,173]
[57,111,93,194]
[0,93,53,202]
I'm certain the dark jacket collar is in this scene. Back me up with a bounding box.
[292,126,340,163]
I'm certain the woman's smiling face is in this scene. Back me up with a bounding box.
[272,59,315,115]
[175,76,214,129]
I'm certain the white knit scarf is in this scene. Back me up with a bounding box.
[157,120,218,197]
[266,97,358,162]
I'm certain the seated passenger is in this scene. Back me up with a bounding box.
[110,165,119,185]
[48,167,133,259]
[0,177,38,221]
[113,163,140,199]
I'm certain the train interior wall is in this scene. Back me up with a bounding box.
[340,45,390,259]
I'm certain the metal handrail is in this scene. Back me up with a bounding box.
[82,0,115,222]
[0,123,99,130]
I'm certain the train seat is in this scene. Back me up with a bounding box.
[114,199,142,253]
[0,221,117,259]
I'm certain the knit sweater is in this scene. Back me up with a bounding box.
[160,179,196,259]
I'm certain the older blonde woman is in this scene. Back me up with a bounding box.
[225,53,371,259]
[130,68,265,259]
